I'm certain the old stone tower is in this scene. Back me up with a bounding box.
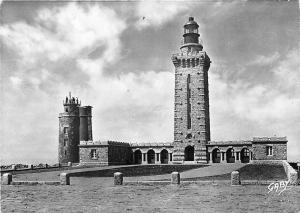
[171,17,211,163]
[58,93,92,164]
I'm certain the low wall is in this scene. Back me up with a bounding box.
[0,164,100,175]
[67,164,206,177]
[11,181,61,186]
[282,160,298,185]
[2,173,69,186]
[251,160,283,165]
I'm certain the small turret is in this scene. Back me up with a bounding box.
[79,106,93,141]
[63,92,81,113]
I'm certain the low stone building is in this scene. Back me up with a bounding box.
[79,141,132,165]
[58,17,288,166]
[252,137,288,161]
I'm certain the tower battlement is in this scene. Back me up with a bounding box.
[63,92,81,106]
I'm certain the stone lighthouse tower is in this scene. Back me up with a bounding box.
[171,17,211,163]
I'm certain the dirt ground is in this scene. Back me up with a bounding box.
[1,177,300,212]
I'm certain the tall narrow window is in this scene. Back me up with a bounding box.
[91,149,97,159]
[187,74,191,129]
[64,138,68,146]
[266,146,273,156]
[63,127,68,136]
[187,59,190,67]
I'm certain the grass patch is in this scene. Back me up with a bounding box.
[182,164,287,181]
[69,164,208,177]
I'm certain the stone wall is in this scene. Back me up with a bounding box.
[252,142,287,160]
[282,160,298,185]
[79,146,109,165]
[108,145,132,165]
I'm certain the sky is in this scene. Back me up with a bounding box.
[0,0,299,164]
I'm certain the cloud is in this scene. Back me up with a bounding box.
[273,48,300,91]
[0,3,126,70]
[247,52,280,66]
[10,76,23,88]
[135,1,188,30]
[76,55,174,142]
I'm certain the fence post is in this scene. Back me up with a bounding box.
[2,173,12,185]
[114,172,123,185]
[231,171,241,185]
[171,172,180,184]
[60,173,70,185]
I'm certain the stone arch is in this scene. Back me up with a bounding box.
[134,150,142,164]
[147,149,155,164]
[184,146,194,161]
[241,148,250,163]
[226,148,235,163]
[160,149,169,164]
[212,148,221,163]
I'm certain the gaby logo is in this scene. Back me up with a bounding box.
[267,180,290,195]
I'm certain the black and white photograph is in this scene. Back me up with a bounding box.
[1,0,300,212]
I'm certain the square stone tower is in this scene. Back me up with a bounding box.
[171,17,211,163]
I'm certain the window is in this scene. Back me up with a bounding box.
[266,146,273,156]
[187,74,191,129]
[91,149,97,159]
[63,138,68,146]
[182,59,186,68]
[186,133,192,139]
[63,127,68,136]
[64,150,67,156]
